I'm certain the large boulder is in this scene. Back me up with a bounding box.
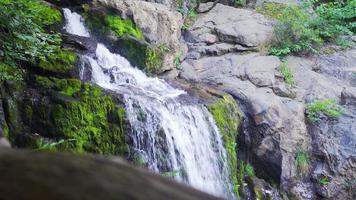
[185,3,274,49]
[94,0,185,73]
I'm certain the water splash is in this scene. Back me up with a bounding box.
[64,9,234,199]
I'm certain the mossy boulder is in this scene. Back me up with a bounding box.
[37,49,78,77]
[83,8,164,74]
[208,94,242,197]
[1,75,129,156]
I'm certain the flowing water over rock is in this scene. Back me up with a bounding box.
[63,9,234,199]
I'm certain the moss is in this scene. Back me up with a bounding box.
[38,49,77,74]
[208,95,242,197]
[9,76,129,156]
[105,15,144,40]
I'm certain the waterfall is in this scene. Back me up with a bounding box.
[63,9,234,199]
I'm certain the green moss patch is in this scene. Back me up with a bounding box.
[38,49,77,74]
[5,76,129,156]
[208,95,242,196]
[105,15,144,40]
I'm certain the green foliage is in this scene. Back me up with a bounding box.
[105,15,144,40]
[260,1,355,57]
[0,0,62,66]
[163,169,183,177]
[279,61,295,86]
[182,8,198,31]
[295,150,310,175]
[174,50,183,68]
[208,95,242,197]
[245,163,255,177]
[268,4,322,56]
[319,176,330,185]
[145,44,169,74]
[37,138,76,151]
[0,63,23,81]
[38,49,77,73]
[306,98,344,123]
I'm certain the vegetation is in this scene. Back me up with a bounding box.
[145,44,169,74]
[319,176,330,185]
[306,99,344,123]
[0,0,62,68]
[105,15,145,40]
[37,138,76,151]
[163,169,183,177]
[208,95,242,197]
[0,63,23,81]
[6,76,130,155]
[38,49,77,74]
[295,150,310,175]
[258,0,355,57]
[245,163,255,177]
[279,61,295,86]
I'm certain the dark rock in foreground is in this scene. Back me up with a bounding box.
[0,148,221,200]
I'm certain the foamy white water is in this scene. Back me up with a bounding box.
[64,9,235,199]
[63,8,90,37]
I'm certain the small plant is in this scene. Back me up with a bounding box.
[174,50,183,68]
[319,176,330,185]
[295,150,310,175]
[182,8,198,31]
[279,61,295,86]
[37,139,76,151]
[306,99,344,123]
[163,169,182,177]
[245,163,255,177]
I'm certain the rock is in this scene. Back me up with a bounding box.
[187,3,274,48]
[246,0,300,8]
[94,0,185,73]
[0,138,10,148]
[180,8,355,198]
[341,87,356,105]
[180,52,311,190]
[0,148,220,200]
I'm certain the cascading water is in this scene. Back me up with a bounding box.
[63,9,234,199]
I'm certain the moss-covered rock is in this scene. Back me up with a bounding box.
[38,49,77,75]
[208,94,242,197]
[83,8,164,74]
[2,75,129,156]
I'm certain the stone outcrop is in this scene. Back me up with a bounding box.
[185,2,274,59]
[178,2,356,199]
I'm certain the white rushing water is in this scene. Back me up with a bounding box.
[64,9,234,199]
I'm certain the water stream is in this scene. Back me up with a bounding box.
[63,8,234,199]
